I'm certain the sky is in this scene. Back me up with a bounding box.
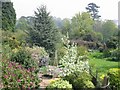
[11,0,119,20]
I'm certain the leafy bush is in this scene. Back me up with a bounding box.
[103,49,119,61]
[10,48,38,70]
[2,32,21,49]
[2,45,12,59]
[77,46,88,56]
[103,49,111,58]
[46,79,72,90]
[64,71,95,89]
[2,59,40,89]
[107,68,120,89]
[110,49,119,61]
[106,37,117,49]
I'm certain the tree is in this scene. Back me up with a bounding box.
[86,3,101,20]
[29,5,58,57]
[15,16,34,32]
[61,18,71,35]
[1,1,16,31]
[71,12,93,39]
[102,20,117,42]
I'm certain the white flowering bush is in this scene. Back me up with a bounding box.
[59,34,89,76]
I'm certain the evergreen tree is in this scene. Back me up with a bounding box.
[29,5,58,57]
[1,1,16,31]
[86,3,101,20]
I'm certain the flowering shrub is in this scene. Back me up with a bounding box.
[107,68,120,89]
[59,34,89,76]
[2,59,40,89]
[46,79,72,90]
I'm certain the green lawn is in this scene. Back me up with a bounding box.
[88,51,119,74]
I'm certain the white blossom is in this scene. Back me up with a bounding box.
[59,35,89,76]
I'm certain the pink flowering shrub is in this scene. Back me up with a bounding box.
[2,59,40,89]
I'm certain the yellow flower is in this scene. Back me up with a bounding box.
[49,78,61,83]
[100,74,105,80]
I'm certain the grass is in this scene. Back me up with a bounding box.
[88,51,119,75]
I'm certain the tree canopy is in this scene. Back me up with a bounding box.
[1,1,16,31]
[86,3,101,20]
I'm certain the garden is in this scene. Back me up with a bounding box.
[0,1,120,90]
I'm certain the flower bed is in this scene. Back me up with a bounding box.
[2,59,40,89]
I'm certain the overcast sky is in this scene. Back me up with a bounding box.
[11,0,119,20]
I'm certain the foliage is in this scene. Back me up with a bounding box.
[15,16,34,31]
[110,49,119,61]
[77,46,88,56]
[26,46,48,63]
[89,50,103,59]
[10,48,38,70]
[107,68,120,89]
[39,66,48,74]
[82,30,103,42]
[103,49,111,58]
[46,79,72,90]
[2,59,40,89]
[2,1,16,31]
[61,18,71,35]
[2,44,12,59]
[29,5,59,57]
[64,71,95,89]
[52,17,63,28]
[88,51,119,74]
[13,30,28,46]
[106,36,118,49]
[70,12,93,39]
[59,34,89,76]
[102,20,117,42]
[2,30,26,50]
[103,48,119,61]
[86,3,101,20]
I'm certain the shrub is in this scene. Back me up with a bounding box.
[46,79,72,90]
[110,49,119,61]
[107,68,120,89]
[59,35,89,76]
[2,59,40,89]
[103,49,111,58]
[77,46,88,56]
[2,44,12,59]
[26,46,49,64]
[64,71,95,89]
[10,48,38,70]
[106,37,117,49]
[103,49,119,61]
